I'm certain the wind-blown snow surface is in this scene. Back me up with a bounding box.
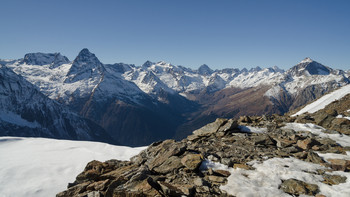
[0,137,146,197]
[293,84,350,116]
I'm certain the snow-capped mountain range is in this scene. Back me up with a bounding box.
[0,64,112,143]
[1,49,349,145]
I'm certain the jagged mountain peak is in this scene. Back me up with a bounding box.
[271,66,284,73]
[198,64,213,75]
[22,52,70,67]
[66,49,104,82]
[300,57,313,64]
[73,48,101,65]
[249,66,262,72]
[241,68,249,73]
[289,58,331,76]
[142,60,154,68]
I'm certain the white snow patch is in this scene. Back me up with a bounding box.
[225,157,350,197]
[336,114,350,120]
[293,84,350,116]
[238,125,267,133]
[0,137,146,197]
[202,157,350,197]
[283,123,350,147]
[264,85,282,98]
[318,152,350,161]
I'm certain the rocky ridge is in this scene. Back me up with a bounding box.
[57,105,350,196]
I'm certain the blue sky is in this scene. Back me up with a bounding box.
[1,0,349,70]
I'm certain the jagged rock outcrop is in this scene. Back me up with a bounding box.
[58,113,350,196]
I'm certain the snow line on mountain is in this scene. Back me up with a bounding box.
[293,84,350,116]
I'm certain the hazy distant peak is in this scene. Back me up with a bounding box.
[142,60,154,68]
[198,64,213,75]
[22,52,69,67]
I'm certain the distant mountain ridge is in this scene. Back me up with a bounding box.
[2,49,349,145]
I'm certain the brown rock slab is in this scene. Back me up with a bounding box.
[280,178,319,196]
[153,156,183,174]
[328,159,350,171]
[86,179,110,191]
[218,119,238,133]
[213,169,231,177]
[239,116,252,124]
[208,175,226,183]
[181,153,203,170]
[193,118,227,136]
[305,151,325,164]
[158,181,184,196]
[233,163,254,170]
[297,138,313,150]
[322,174,347,185]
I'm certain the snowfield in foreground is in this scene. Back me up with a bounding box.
[293,84,350,116]
[0,137,146,197]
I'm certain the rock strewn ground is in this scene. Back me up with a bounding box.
[57,114,350,197]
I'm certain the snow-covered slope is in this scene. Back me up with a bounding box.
[0,137,145,197]
[293,84,350,116]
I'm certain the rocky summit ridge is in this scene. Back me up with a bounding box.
[57,93,350,197]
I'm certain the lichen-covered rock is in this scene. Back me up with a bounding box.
[181,153,203,170]
[330,118,350,135]
[322,174,347,185]
[328,159,350,171]
[305,151,325,164]
[280,178,319,196]
[153,156,183,174]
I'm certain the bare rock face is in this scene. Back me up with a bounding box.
[192,118,228,136]
[328,159,350,172]
[280,178,319,196]
[322,174,347,185]
[181,154,203,170]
